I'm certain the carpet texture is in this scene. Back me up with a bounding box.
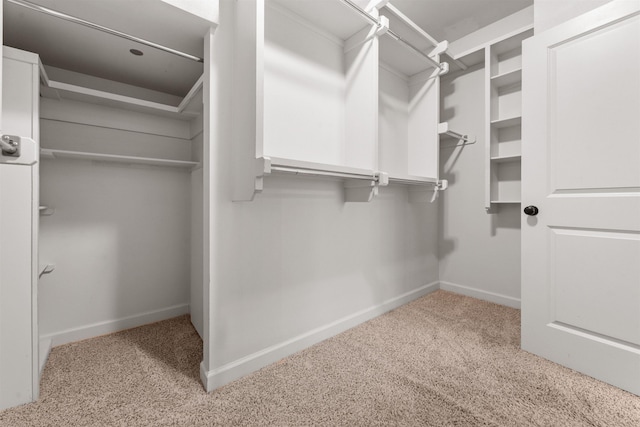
[1,290,638,426]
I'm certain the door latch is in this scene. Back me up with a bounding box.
[1,135,21,157]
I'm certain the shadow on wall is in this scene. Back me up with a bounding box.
[490,203,521,236]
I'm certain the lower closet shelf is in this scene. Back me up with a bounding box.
[40,149,200,169]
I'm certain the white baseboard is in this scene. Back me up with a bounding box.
[201,281,440,392]
[439,281,521,309]
[41,303,190,348]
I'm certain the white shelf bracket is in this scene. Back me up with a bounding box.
[437,61,450,77]
[343,172,387,203]
[438,122,476,146]
[408,179,448,203]
[39,205,55,216]
[255,156,271,194]
[344,180,378,202]
[376,15,389,36]
[429,40,449,57]
[368,0,390,12]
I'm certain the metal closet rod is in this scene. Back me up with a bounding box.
[340,0,444,71]
[6,0,204,63]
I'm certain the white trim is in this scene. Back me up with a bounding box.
[439,281,521,309]
[201,281,439,391]
[38,338,52,378]
[41,304,190,347]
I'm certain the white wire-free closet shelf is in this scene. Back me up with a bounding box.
[41,149,199,169]
[491,68,522,88]
[490,154,521,163]
[263,157,438,186]
[490,116,522,129]
[40,63,204,120]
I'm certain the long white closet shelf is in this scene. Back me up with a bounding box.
[41,149,199,169]
[260,157,381,183]
[40,62,204,120]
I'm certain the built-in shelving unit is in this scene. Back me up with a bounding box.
[485,28,533,211]
[233,0,449,203]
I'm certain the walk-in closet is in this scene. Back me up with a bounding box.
[2,0,638,413]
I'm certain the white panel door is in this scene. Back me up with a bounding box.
[522,0,640,395]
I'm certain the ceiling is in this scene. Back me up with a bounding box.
[2,0,533,98]
[390,0,533,42]
[3,0,213,97]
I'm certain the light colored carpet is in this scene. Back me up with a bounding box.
[1,290,638,426]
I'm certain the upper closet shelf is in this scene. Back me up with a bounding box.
[378,3,449,77]
[40,63,203,120]
[41,149,200,169]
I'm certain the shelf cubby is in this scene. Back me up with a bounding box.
[262,0,377,171]
[377,4,444,184]
[488,29,533,77]
[490,161,522,204]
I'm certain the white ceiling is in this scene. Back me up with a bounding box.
[390,0,533,42]
[3,0,213,96]
[3,0,533,97]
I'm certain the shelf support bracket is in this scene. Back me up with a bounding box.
[344,172,387,203]
[408,179,448,203]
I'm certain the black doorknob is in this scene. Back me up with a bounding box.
[524,205,539,216]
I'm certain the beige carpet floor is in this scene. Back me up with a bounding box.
[1,290,639,426]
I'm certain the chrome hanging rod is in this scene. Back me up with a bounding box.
[271,165,380,182]
[340,0,444,72]
[341,0,380,26]
[6,0,204,63]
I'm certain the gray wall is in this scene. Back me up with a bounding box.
[438,65,522,308]
[202,0,440,390]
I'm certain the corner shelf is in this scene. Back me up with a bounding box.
[41,149,199,169]
[491,68,522,88]
[491,116,522,129]
[490,154,521,163]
